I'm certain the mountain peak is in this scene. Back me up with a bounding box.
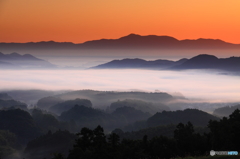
[22,54,38,59]
[176,54,219,69]
[191,54,218,60]
[172,54,240,71]
[126,33,141,37]
[118,33,142,40]
[119,34,178,41]
[196,38,225,42]
[10,52,21,57]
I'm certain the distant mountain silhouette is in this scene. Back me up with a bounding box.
[91,58,188,69]
[82,34,181,49]
[45,90,175,110]
[0,99,27,110]
[173,54,240,71]
[112,106,151,124]
[59,105,112,129]
[147,109,219,127]
[0,52,56,69]
[49,98,92,115]
[1,34,240,50]
[0,93,12,100]
[107,99,170,115]
[213,104,240,117]
[91,54,240,71]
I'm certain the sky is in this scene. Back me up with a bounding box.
[0,0,240,43]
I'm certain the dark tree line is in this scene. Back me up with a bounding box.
[66,123,208,159]
[61,109,240,159]
[1,107,239,159]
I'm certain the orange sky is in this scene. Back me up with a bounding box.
[0,0,240,43]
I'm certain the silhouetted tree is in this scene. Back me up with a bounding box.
[174,122,208,156]
[208,109,240,150]
[68,125,108,159]
[52,153,66,159]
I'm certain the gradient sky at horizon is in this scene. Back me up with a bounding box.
[0,0,240,43]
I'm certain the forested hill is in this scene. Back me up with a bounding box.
[213,104,240,117]
[52,90,175,109]
[147,109,219,127]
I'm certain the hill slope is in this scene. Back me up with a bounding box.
[0,52,56,69]
[173,54,240,71]
[213,104,240,117]
[91,58,188,69]
[147,109,219,127]
[49,98,92,115]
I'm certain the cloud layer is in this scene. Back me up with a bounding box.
[0,69,239,102]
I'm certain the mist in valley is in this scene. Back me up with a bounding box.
[1,50,240,113]
[2,48,240,68]
[0,68,239,102]
[0,50,240,159]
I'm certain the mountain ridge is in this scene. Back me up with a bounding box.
[91,54,240,71]
[91,58,188,69]
[173,54,240,71]
[1,34,240,50]
[0,52,56,69]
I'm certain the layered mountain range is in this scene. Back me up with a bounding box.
[0,52,239,71]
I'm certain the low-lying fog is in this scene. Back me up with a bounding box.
[1,69,239,103]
